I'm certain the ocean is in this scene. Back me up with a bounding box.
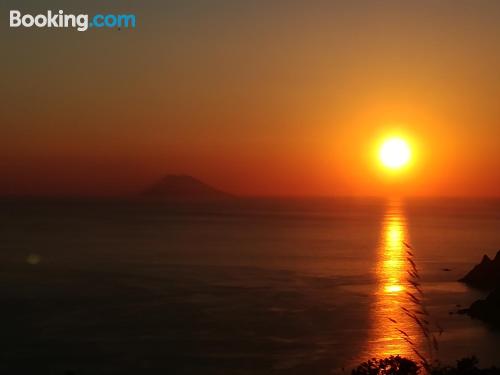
[1,197,499,374]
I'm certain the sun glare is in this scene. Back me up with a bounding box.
[379,138,411,169]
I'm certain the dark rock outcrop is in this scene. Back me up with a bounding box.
[459,251,500,327]
[141,175,233,201]
[459,250,500,289]
[461,287,500,327]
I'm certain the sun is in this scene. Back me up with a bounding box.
[379,138,411,169]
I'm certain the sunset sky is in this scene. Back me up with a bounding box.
[2,0,500,197]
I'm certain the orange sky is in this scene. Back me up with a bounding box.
[1,1,500,197]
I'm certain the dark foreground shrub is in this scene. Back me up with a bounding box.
[352,356,500,375]
[352,356,420,375]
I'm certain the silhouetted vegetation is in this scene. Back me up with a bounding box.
[352,355,420,375]
[353,356,500,375]
[388,242,442,369]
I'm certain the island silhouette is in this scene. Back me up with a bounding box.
[141,174,233,201]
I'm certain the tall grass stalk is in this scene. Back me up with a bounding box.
[390,241,442,372]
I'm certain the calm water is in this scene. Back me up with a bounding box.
[1,197,499,374]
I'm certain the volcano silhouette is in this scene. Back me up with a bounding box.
[141,175,233,201]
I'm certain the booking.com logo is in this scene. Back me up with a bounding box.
[9,10,136,32]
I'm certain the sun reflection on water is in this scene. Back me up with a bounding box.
[366,199,423,360]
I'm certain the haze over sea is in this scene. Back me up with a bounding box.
[1,197,499,374]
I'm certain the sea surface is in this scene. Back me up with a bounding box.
[1,197,499,374]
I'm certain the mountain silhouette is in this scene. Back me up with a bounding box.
[141,175,233,201]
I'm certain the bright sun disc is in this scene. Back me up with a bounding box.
[379,138,411,169]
